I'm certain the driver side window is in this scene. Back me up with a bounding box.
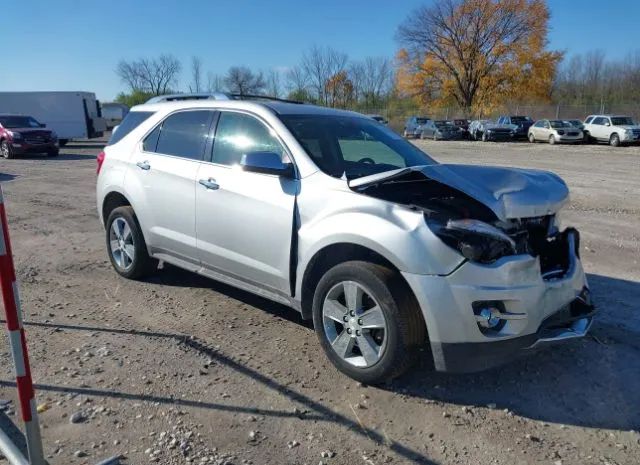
[211,112,285,166]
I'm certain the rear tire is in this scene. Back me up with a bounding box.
[1,141,15,159]
[105,206,157,280]
[609,133,620,147]
[312,261,426,384]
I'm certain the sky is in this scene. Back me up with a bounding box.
[2,0,639,101]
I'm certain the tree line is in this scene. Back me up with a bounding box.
[115,46,394,110]
[114,0,640,117]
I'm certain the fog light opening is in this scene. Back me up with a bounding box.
[472,301,508,334]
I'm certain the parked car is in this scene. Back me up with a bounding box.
[528,119,583,144]
[452,119,470,139]
[582,114,640,146]
[0,91,106,145]
[97,97,594,384]
[403,116,430,138]
[496,115,534,140]
[469,119,513,141]
[367,114,388,125]
[420,120,462,140]
[0,114,59,158]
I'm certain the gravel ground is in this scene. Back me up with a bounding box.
[0,137,638,465]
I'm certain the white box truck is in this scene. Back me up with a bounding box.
[0,91,106,145]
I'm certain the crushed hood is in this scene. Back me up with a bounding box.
[350,164,569,221]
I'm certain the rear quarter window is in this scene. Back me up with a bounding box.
[107,111,154,145]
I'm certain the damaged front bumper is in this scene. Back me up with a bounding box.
[402,229,595,373]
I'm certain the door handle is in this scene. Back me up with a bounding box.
[199,178,219,190]
[136,161,150,170]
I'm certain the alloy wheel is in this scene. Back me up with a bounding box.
[1,142,9,159]
[322,280,387,368]
[109,217,136,271]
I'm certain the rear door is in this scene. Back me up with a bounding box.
[129,109,215,263]
[195,110,298,294]
[590,117,606,140]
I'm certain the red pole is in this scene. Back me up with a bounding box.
[0,185,45,465]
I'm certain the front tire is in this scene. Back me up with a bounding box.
[105,206,157,279]
[528,133,535,143]
[312,261,426,384]
[609,133,620,147]
[549,134,556,145]
[1,141,15,159]
[481,132,488,142]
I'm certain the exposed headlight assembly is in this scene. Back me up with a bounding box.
[8,131,23,140]
[429,219,516,263]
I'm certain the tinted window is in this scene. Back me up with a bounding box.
[584,117,594,124]
[212,112,285,166]
[155,110,212,160]
[108,111,154,145]
[0,115,41,128]
[611,116,635,125]
[592,117,604,125]
[281,114,437,179]
[143,125,161,152]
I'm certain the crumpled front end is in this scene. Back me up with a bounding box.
[403,227,595,372]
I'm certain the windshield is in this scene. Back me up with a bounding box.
[550,120,572,128]
[611,117,635,126]
[281,114,437,179]
[415,118,429,124]
[510,116,532,123]
[0,115,42,128]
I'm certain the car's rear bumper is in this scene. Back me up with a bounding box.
[402,229,593,372]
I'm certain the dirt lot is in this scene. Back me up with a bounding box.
[0,137,639,465]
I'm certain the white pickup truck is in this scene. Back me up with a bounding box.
[583,114,640,146]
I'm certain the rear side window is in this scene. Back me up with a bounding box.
[154,110,213,160]
[107,111,154,145]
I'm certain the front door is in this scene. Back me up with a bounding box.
[195,110,298,294]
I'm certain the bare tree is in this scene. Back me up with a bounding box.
[266,69,282,97]
[301,46,348,105]
[285,65,308,95]
[189,56,203,93]
[116,54,182,95]
[206,72,224,93]
[223,66,266,95]
[360,57,394,106]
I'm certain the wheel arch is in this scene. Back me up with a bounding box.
[101,190,132,227]
[298,242,418,321]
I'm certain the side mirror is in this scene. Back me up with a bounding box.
[240,151,294,177]
[605,122,611,127]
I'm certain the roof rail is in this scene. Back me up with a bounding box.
[145,93,231,104]
[228,94,304,104]
[145,92,304,105]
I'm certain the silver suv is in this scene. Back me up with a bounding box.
[97,97,594,384]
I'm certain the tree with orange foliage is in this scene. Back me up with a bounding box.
[325,71,355,108]
[396,0,562,116]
